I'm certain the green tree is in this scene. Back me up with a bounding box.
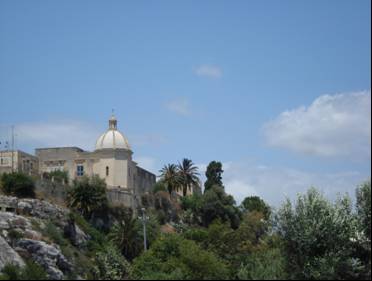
[201,185,241,229]
[277,188,362,280]
[159,164,181,195]
[67,176,108,220]
[204,161,224,192]
[108,213,142,260]
[356,180,371,240]
[177,158,200,196]
[355,180,371,279]
[202,212,272,273]
[131,234,229,280]
[0,172,35,198]
[108,209,160,261]
[241,196,271,220]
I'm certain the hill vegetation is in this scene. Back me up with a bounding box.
[0,160,371,280]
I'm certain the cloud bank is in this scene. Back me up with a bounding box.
[263,90,371,160]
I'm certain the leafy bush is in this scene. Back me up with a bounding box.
[237,248,287,280]
[93,244,132,280]
[43,221,68,247]
[0,172,35,198]
[131,234,229,280]
[69,212,108,253]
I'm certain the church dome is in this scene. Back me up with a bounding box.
[95,115,131,151]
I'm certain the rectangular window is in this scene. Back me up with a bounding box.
[77,165,84,176]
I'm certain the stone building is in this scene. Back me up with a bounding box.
[35,115,156,208]
[0,150,39,176]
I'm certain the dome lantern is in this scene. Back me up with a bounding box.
[109,114,118,130]
[95,115,131,151]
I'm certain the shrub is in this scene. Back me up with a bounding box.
[93,245,132,280]
[237,248,287,280]
[132,234,229,280]
[0,172,35,198]
[43,221,67,247]
[21,261,48,280]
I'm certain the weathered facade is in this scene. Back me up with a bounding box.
[0,150,39,176]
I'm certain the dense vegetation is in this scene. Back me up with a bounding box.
[0,172,36,198]
[0,161,371,280]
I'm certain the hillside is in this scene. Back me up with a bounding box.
[0,195,90,279]
[0,167,370,280]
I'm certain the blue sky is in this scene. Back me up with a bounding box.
[0,0,370,206]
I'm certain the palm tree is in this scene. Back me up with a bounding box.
[159,164,181,195]
[177,158,200,196]
[108,214,142,260]
[67,176,108,219]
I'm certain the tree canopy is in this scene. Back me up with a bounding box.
[204,161,224,192]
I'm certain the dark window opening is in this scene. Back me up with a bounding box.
[77,165,84,176]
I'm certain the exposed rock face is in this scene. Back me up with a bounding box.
[17,239,73,280]
[0,236,25,270]
[0,195,89,279]
[0,212,32,232]
[63,218,89,247]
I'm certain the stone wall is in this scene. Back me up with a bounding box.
[106,188,136,209]
[135,166,156,196]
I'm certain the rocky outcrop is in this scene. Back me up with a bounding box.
[17,239,73,280]
[0,212,32,232]
[0,236,25,270]
[0,195,89,279]
[63,218,89,247]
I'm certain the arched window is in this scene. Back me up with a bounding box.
[106,166,109,176]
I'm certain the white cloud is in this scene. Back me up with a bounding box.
[165,98,191,116]
[194,65,222,79]
[13,121,100,151]
[263,90,371,160]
